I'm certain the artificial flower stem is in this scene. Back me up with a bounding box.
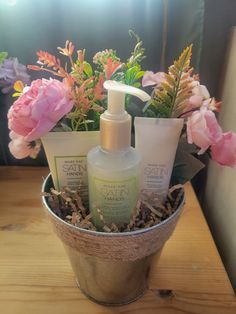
[75,117,82,131]
[170,69,183,118]
[37,67,64,78]
[69,55,75,69]
[178,108,199,118]
[84,119,88,131]
[71,118,76,131]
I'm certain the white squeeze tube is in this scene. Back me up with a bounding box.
[87,80,151,229]
[41,131,100,207]
[134,117,184,203]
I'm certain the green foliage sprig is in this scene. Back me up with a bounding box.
[111,30,145,89]
[146,45,194,118]
[0,52,8,65]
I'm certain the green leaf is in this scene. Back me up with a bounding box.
[0,51,8,65]
[125,66,139,83]
[134,70,145,80]
[80,119,94,124]
[111,71,125,82]
[86,109,100,131]
[126,101,143,117]
[171,148,205,185]
[12,92,22,97]
[51,126,64,132]
[61,123,73,132]
[132,82,141,88]
[143,107,157,117]
[165,73,176,86]
[83,61,93,77]
[178,137,199,154]
[161,82,175,95]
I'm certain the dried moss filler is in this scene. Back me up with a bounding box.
[42,174,185,305]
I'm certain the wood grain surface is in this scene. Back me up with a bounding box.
[0,166,235,313]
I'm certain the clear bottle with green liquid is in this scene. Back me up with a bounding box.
[87,80,150,228]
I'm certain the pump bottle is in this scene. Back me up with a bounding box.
[87,80,150,228]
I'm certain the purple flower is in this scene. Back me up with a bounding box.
[0,57,30,94]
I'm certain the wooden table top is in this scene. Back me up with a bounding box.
[0,166,235,314]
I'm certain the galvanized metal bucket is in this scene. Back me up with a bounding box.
[42,173,185,306]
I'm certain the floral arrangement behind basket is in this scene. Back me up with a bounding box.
[141,45,236,183]
[7,31,145,159]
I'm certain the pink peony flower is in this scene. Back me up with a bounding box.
[187,107,223,154]
[192,84,210,99]
[8,78,73,141]
[142,71,166,87]
[211,132,236,167]
[8,131,41,159]
[188,95,203,107]
[184,84,210,114]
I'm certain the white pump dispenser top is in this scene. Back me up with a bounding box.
[101,80,151,151]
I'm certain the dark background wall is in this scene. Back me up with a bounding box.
[192,0,236,202]
[200,0,236,99]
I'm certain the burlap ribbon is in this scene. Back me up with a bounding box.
[45,200,184,261]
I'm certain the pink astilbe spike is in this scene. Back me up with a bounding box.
[58,40,75,57]
[77,50,85,63]
[27,65,42,71]
[28,50,67,78]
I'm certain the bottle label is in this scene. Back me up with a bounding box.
[54,156,88,205]
[142,163,170,201]
[90,176,138,226]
